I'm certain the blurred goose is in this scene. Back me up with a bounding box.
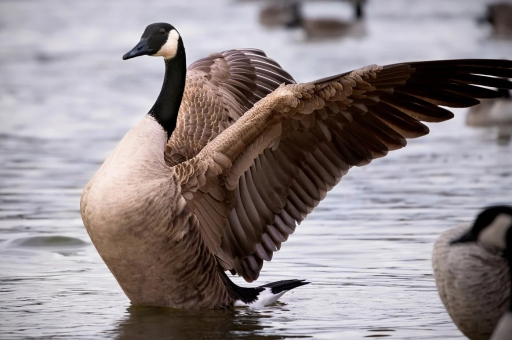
[479,3,512,39]
[445,206,512,340]
[259,0,365,29]
[259,1,297,28]
[285,1,365,40]
[466,88,512,144]
[433,207,511,340]
[81,22,512,310]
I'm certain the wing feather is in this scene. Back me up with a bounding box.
[173,58,512,282]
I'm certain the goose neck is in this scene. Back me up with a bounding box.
[507,251,512,311]
[149,44,186,139]
[286,2,303,28]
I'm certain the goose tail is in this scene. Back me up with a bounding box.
[220,270,309,308]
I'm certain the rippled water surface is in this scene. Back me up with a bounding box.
[1,0,512,339]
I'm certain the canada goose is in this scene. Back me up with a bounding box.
[466,88,512,144]
[478,3,512,39]
[259,0,365,29]
[81,22,512,310]
[284,1,365,40]
[432,209,511,340]
[448,206,512,340]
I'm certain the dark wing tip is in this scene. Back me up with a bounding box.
[261,279,310,294]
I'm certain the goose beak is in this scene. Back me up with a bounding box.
[450,231,477,245]
[123,39,151,60]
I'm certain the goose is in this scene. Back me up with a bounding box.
[80,22,512,310]
[284,1,365,40]
[258,0,365,30]
[446,206,512,340]
[479,3,512,39]
[466,88,512,144]
[432,207,511,340]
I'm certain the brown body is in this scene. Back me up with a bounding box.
[81,117,233,309]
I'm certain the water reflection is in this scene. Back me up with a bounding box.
[112,306,306,340]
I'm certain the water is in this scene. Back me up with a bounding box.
[1,0,511,338]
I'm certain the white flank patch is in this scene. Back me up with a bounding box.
[154,29,180,59]
[479,213,512,250]
[234,288,287,308]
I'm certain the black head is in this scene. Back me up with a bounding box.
[451,206,512,251]
[123,23,182,60]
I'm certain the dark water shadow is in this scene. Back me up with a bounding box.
[111,305,308,340]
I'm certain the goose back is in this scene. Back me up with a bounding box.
[165,49,298,280]
[166,49,295,166]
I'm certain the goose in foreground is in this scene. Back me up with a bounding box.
[433,207,511,340]
[447,206,512,340]
[466,89,512,144]
[81,22,512,310]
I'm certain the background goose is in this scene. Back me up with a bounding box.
[432,208,511,340]
[479,3,512,39]
[466,88,512,144]
[259,0,365,31]
[81,22,512,310]
[448,206,512,340]
[282,1,365,40]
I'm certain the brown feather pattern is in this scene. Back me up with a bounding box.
[170,56,512,282]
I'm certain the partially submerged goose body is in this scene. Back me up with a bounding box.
[446,206,512,340]
[433,212,511,340]
[81,22,512,310]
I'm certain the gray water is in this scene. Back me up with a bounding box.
[1,0,512,339]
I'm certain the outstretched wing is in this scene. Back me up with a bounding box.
[174,59,512,282]
[165,49,295,166]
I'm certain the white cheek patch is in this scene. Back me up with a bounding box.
[479,213,512,250]
[154,29,180,59]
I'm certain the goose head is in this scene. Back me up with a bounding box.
[121,23,186,137]
[451,206,512,253]
[123,23,182,60]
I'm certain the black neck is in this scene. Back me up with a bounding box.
[506,224,512,311]
[355,1,364,19]
[286,2,303,28]
[148,38,186,139]
[508,255,512,311]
